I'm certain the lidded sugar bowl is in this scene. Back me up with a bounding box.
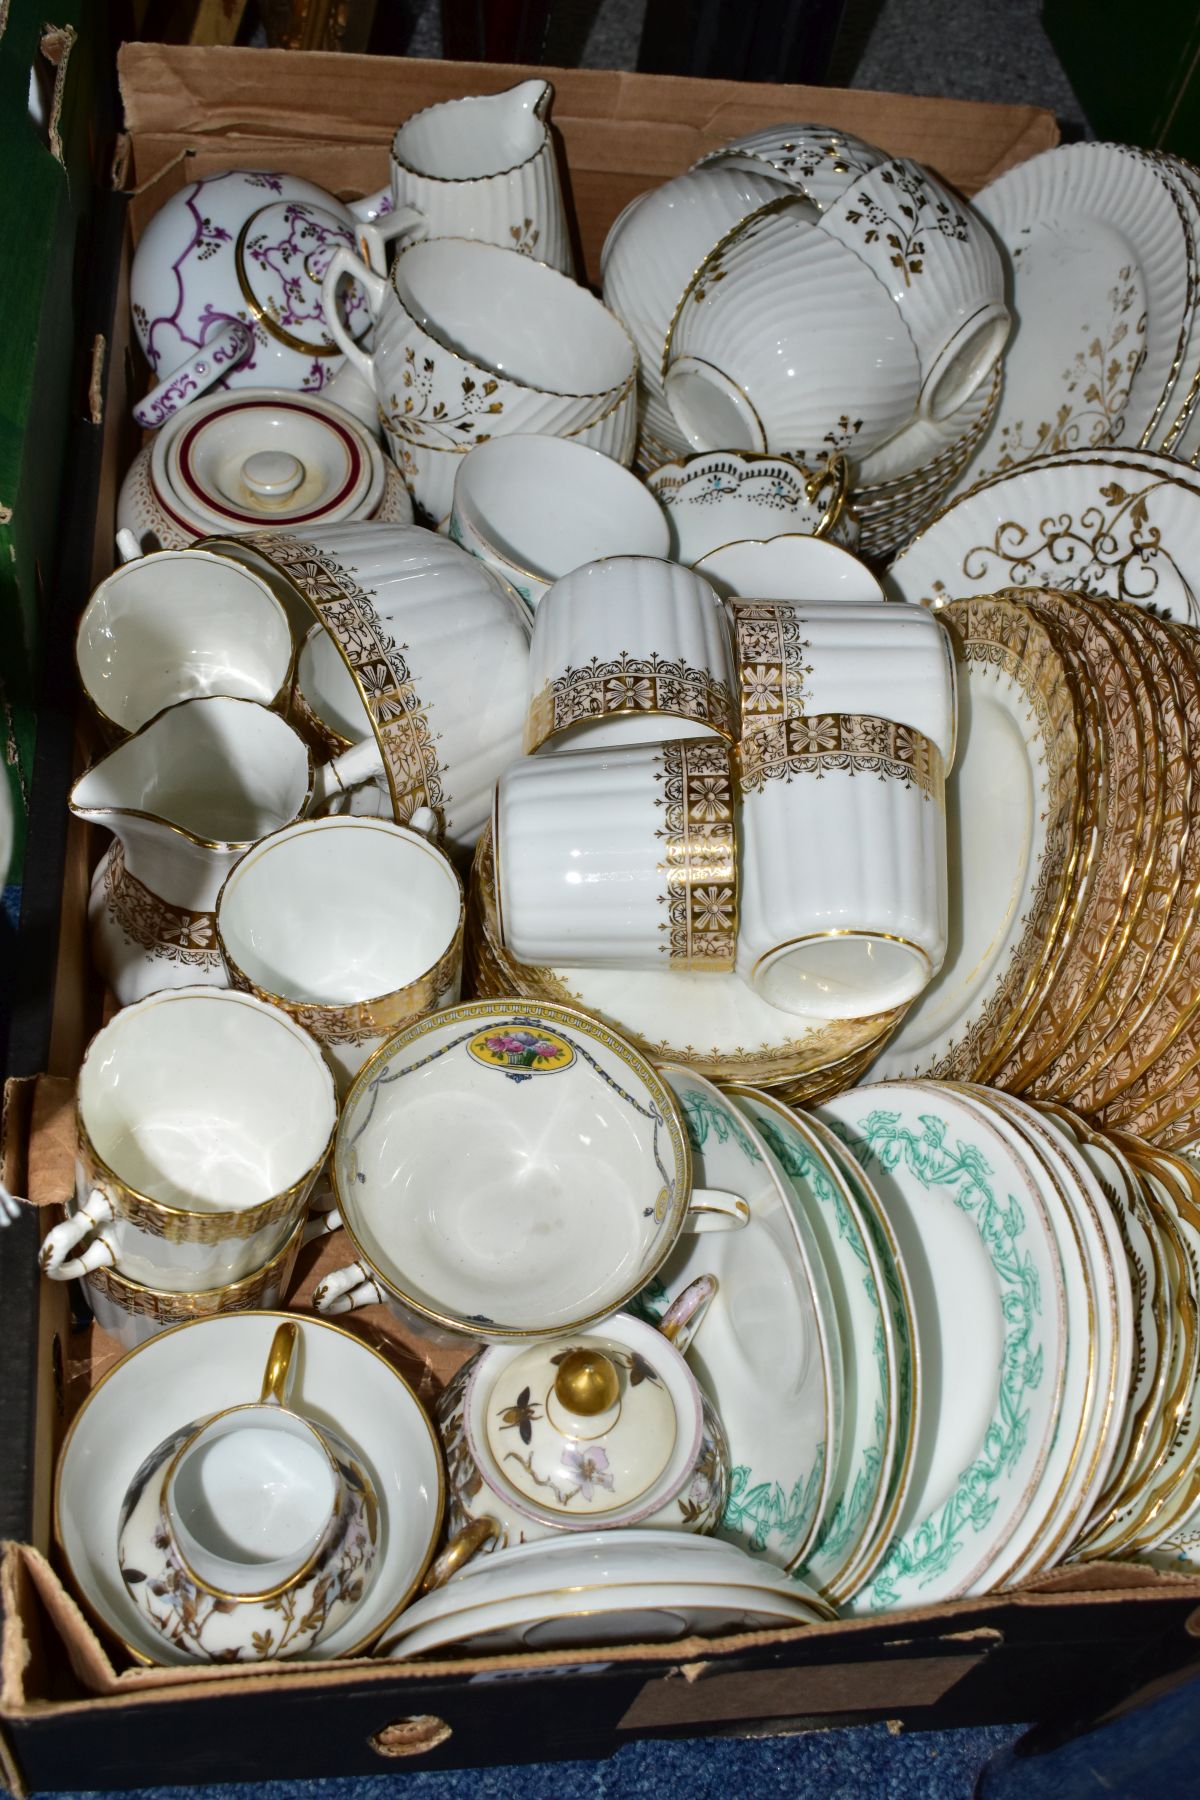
[437,1277,730,1547]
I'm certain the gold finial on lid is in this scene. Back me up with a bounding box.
[553,1348,620,1417]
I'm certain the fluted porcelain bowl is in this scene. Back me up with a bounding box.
[664,195,922,463]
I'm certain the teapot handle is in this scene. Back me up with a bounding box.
[658,1273,719,1355]
[132,320,255,430]
[321,247,386,385]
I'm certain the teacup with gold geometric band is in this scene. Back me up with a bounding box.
[525,555,738,755]
[38,987,337,1291]
[217,812,465,1097]
[494,736,737,972]
[736,713,948,1021]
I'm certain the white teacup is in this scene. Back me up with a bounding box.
[525,555,738,753]
[664,195,921,462]
[449,434,671,610]
[118,1322,379,1662]
[647,450,860,565]
[737,713,948,1019]
[729,599,958,769]
[39,987,337,1289]
[495,737,737,971]
[322,240,636,523]
[217,813,465,1095]
[75,551,294,738]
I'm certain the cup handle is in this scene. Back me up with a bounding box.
[321,246,385,385]
[806,452,851,540]
[301,1203,342,1246]
[357,205,425,275]
[39,1188,117,1281]
[259,1320,299,1407]
[658,1273,719,1355]
[0,1180,22,1226]
[308,736,386,813]
[406,806,437,840]
[115,528,144,565]
[420,1517,499,1594]
[685,1188,750,1233]
[313,1259,383,1315]
[132,320,255,430]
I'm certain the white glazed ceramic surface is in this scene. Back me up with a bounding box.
[130,171,370,410]
[728,599,958,770]
[379,80,572,275]
[855,361,998,486]
[887,449,1200,627]
[72,697,314,1005]
[693,536,885,605]
[82,1214,305,1351]
[76,551,293,737]
[949,143,1195,493]
[216,523,532,858]
[819,1082,1069,1610]
[647,451,860,564]
[731,1091,897,1602]
[525,556,737,753]
[664,196,921,462]
[327,1000,696,1339]
[696,124,887,213]
[495,737,736,972]
[637,1071,839,1571]
[737,715,948,1020]
[817,157,1009,421]
[48,987,335,1292]
[449,433,670,609]
[217,815,464,1094]
[323,240,635,522]
[54,1312,444,1664]
[600,164,793,459]
[436,1304,728,1545]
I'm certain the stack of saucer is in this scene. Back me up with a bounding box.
[867,590,1200,1168]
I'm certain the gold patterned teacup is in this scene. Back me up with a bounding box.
[117,1322,380,1663]
[494,737,738,972]
[524,555,739,755]
[38,988,337,1291]
[216,813,465,1096]
[84,1213,307,1352]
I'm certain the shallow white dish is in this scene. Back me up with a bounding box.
[694,535,884,604]
[636,1070,839,1572]
[54,1312,444,1664]
[817,1081,1068,1610]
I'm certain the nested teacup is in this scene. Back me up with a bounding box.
[118,1322,380,1662]
[216,813,465,1096]
[38,988,337,1290]
[314,1000,749,1343]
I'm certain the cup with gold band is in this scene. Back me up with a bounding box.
[494,735,737,972]
[736,714,948,1021]
[217,812,466,1097]
[38,987,337,1290]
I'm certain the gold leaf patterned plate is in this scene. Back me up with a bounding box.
[887,451,1200,626]
[864,598,1084,1084]
[989,592,1155,1092]
[1033,606,1194,1103]
[468,824,901,1095]
[944,144,1195,495]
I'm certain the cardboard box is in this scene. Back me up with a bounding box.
[6,40,1200,1798]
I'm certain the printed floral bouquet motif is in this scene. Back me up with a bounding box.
[467,1022,576,1078]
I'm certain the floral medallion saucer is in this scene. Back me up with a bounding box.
[729,1089,902,1603]
[888,450,1200,627]
[946,144,1195,494]
[865,597,1083,1084]
[634,1071,840,1573]
[816,1082,1068,1610]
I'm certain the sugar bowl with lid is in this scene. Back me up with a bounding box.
[437,1275,730,1548]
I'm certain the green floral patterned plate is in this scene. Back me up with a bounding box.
[634,1069,841,1571]
[730,1087,897,1604]
[817,1081,1068,1610]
